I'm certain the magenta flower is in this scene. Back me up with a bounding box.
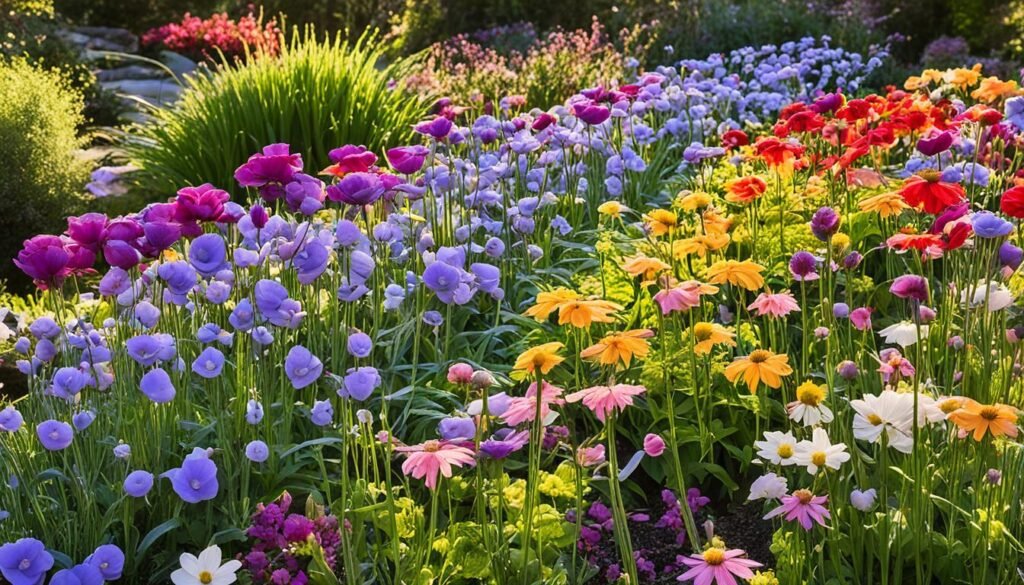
[763,489,830,530]
[565,384,645,422]
[676,547,761,585]
[572,102,611,125]
[413,116,453,140]
[386,145,429,174]
[850,307,873,331]
[643,433,666,457]
[15,235,71,288]
[890,275,928,302]
[916,131,953,156]
[234,143,303,188]
[175,183,229,223]
[789,251,819,281]
[66,212,108,252]
[327,144,377,174]
[326,172,384,206]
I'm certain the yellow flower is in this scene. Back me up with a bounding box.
[904,69,943,90]
[858,191,909,219]
[513,342,565,375]
[598,200,630,218]
[678,191,713,211]
[724,349,793,393]
[623,255,672,280]
[524,288,579,321]
[702,209,733,234]
[673,234,730,259]
[644,209,678,237]
[943,64,983,90]
[706,260,765,291]
[795,380,826,406]
[830,233,851,256]
[556,299,621,329]
[971,76,1020,103]
[580,329,654,368]
[750,570,780,585]
[691,322,736,355]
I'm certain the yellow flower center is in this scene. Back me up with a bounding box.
[199,571,214,584]
[938,399,961,414]
[793,489,814,504]
[811,452,827,468]
[693,323,714,341]
[422,440,441,453]
[748,349,771,364]
[776,444,794,459]
[702,548,726,565]
[796,382,824,406]
[867,413,883,426]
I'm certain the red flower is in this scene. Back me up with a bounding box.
[899,172,966,214]
[722,129,749,148]
[1000,185,1024,218]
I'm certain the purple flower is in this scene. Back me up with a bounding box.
[192,347,225,379]
[229,299,255,331]
[339,367,380,401]
[414,116,453,139]
[480,428,529,459]
[347,332,373,358]
[572,102,611,125]
[917,131,953,156]
[890,275,928,302]
[438,417,476,440]
[0,406,23,432]
[0,538,54,585]
[285,345,322,389]
[102,239,141,270]
[28,317,60,339]
[157,261,198,297]
[235,143,303,188]
[124,470,154,497]
[310,400,333,426]
[188,234,228,276]
[36,419,73,451]
[66,212,108,251]
[246,399,264,424]
[15,235,70,287]
[1000,241,1023,270]
[140,368,176,403]
[789,251,819,281]
[326,172,384,206]
[328,144,377,172]
[250,204,269,229]
[50,563,104,585]
[386,145,429,174]
[126,334,176,367]
[176,183,230,223]
[293,239,330,284]
[133,301,160,329]
[810,207,841,241]
[165,450,219,503]
[284,174,326,215]
[422,261,465,304]
[50,367,89,399]
[85,544,124,581]
[72,411,95,431]
[423,311,443,327]
[972,211,1013,238]
[245,440,270,463]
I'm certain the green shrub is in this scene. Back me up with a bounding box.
[127,28,432,198]
[0,58,88,290]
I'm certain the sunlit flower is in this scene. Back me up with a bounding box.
[691,322,736,355]
[676,547,762,585]
[512,342,565,375]
[654,280,718,315]
[707,260,765,291]
[623,255,672,281]
[763,489,829,531]
[725,176,768,204]
[899,173,965,215]
[580,329,654,368]
[970,76,1018,103]
[850,391,914,453]
[793,428,849,474]
[395,440,475,490]
[724,350,793,393]
[755,430,799,466]
[787,381,833,426]
[524,288,580,321]
[948,402,1019,441]
[673,234,731,258]
[556,298,622,329]
[598,201,630,219]
[502,381,566,426]
[878,321,928,347]
[959,280,1015,311]
[566,384,646,422]
[747,291,800,318]
[858,191,909,218]
[645,209,679,237]
[678,191,712,211]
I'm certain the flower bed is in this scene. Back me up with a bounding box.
[2,37,1024,585]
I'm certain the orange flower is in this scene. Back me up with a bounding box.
[513,342,565,376]
[725,176,768,204]
[724,349,793,393]
[556,299,621,329]
[524,288,579,321]
[899,172,965,215]
[948,402,1019,441]
[859,191,910,218]
[623,255,672,280]
[942,64,982,90]
[580,329,654,368]
[904,69,944,91]
[971,76,1020,103]
[678,191,713,211]
[644,209,679,237]
[673,234,730,259]
[706,260,765,291]
[691,322,736,355]
[754,138,805,168]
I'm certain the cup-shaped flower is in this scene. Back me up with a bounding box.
[36,419,73,451]
[566,384,646,422]
[124,470,154,497]
[0,538,54,585]
[165,451,219,504]
[140,367,176,403]
[386,145,429,174]
[339,367,381,401]
[192,347,225,379]
[285,345,322,389]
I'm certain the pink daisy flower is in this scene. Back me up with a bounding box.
[746,291,800,318]
[677,547,762,585]
[763,489,830,530]
[653,282,701,315]
[395,440,475,490]
[565,383,646,422]
[501,381,565,426]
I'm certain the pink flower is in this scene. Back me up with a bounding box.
[446,363,474,384]
[653,282,701,315]
[763,489,830,531]
[577,444,606,466]
[890,275,928,302]
[676,547,762,585]
[643,433,665,457]
[747,291,800,318]
[395,440,475,490]
[850,307,873,331]
[501,381,565,426]
[565,384,645,422]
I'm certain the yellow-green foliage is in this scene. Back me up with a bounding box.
[0,57,87,287]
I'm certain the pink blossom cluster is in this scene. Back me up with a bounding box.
[142,9,281,64]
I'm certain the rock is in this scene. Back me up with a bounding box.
[119,110,154,125]
[101,78,182,99]
[160,50,199,78]
[96,65,168,82]
[72,26,138,52]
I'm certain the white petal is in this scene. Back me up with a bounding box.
[197,546,222,571]
[178,553,200,575]
[171,568,199,585]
